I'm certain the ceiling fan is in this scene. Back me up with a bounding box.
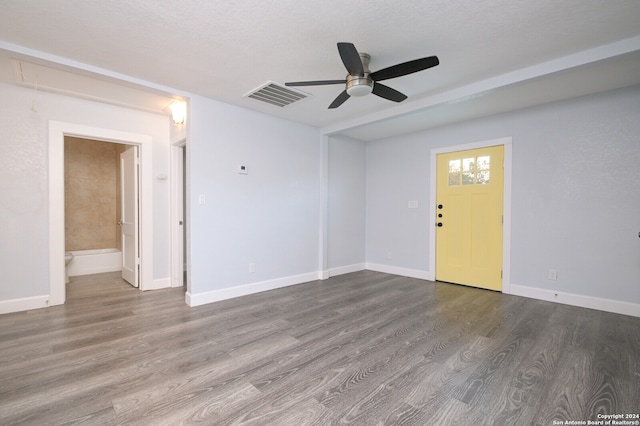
[285,42,439,109]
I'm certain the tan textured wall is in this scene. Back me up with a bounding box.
[64,137,122,251]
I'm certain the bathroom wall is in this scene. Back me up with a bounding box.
[64,137,126,251]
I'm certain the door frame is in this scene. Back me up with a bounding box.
[428,136,512,294]
[48,121,153,305]
[170,139,186,289]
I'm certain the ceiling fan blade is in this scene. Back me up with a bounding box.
[328,90,350,109]
[337,42,364,76]
[370,56,439,81]
[285,80,346,86]
[372,83,407,102]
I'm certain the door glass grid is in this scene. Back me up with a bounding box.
[449,155,490,186]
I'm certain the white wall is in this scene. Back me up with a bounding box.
[0,82,171,305]
[186,95,322,305]
[328,135,366,274]
[366,85,640,309]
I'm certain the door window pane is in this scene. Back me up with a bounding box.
[462,157,475,185]
[477,156,490,184]
[448,155,491,185]
[448,159,461,185]
[477,170,490,184]
[477,156,490,170]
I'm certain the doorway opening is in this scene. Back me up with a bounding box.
[49,121,153,306]
[429,137,512,294]
[64,137,140,287]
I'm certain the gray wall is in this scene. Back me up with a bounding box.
[328,135,366,272]
[366,85,640,304]
[188,95,322,297]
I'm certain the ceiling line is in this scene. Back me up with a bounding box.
[0,40,190,100]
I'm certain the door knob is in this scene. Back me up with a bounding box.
[437,222,443,227]
[438,204,443,209]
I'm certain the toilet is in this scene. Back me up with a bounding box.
[65,252,74,283]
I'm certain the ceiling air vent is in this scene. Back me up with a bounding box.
[244,81,309,107]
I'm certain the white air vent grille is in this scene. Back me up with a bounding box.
[244,81,309,107]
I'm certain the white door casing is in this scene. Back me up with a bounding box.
[49,121,153,305]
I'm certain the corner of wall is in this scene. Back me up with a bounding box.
[365,263,430,281]
[328,263,366,277]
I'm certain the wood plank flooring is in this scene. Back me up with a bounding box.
[0,271,638,425]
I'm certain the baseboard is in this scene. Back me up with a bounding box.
[329,263,366,277]
[0,295,50,315]
[365,263,430,281]
[510,284,640,318]
[144,277,172,291]
[187,271,323,307]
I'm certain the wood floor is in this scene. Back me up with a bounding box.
[0,271,638,425]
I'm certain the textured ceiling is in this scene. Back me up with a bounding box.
[1,0,640,140]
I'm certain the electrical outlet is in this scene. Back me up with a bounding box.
[548,269,557,280]
[386,251,393,259]
[249,263,256,273]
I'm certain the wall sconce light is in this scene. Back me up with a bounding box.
[170,101,186,125]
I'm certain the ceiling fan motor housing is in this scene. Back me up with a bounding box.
[346,74,373,96]
[346,53,373,96]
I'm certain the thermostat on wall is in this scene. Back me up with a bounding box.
[238,165,248,175]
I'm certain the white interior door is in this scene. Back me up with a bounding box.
[120,145,139,287]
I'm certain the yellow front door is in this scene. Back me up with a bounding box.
[436,145,504,291]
